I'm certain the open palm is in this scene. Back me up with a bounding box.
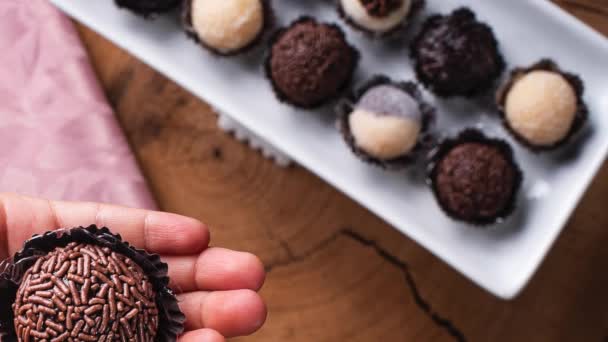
[0,193,266,342]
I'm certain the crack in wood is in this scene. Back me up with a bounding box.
[265,229,467,342]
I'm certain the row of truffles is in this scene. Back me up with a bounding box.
[0,226,184,342]
[339,78,524,225]
[339,58,586,224]
[341,57,587,169]
[113,0,588,151]
[113,1,589,225]
[115,0,424,37]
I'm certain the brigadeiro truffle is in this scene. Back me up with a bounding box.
[183,0,273,56]
[411,8,505,97]
[496,59,588,151]
[266,17,359,109]
[0,226,184,342]
[338,0,425,37]
[338,76,434,168]
[428,130,522,225]
[114,0,181,17]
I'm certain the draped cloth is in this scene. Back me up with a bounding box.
[0,0,156,209]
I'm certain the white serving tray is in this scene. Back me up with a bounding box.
[50,0,608,299]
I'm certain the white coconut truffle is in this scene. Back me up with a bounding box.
[505,70,577,147]
[349,85,422,160]
[190,0,264,54]
[340,0,412,33]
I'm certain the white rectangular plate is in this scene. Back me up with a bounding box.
[51,0,608,299]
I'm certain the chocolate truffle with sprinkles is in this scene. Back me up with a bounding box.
[266,17,359,108]
[338,76,434,168]
[428,130,522,225]
[411,8,504,97]
[0,226,184,342]
[497,59,588,151]
[183,0,273,55]
[339,0,424,36]
[114,0,181,17]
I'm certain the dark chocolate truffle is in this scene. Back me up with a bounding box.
[0,226,185,342]
[411,8,504,97]
[339,0,424,36]
[428,130,522,225]
[496,59,588,151]
[266,18,359,108]
[338,76,434,168]
[115,0,181,17]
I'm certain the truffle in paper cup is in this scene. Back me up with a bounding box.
[265,17,360,109]
[337,0,425,39]
[411,8,505,98]
[0,225,185,342]
[182,0,275,57]
[337,75,435,169]
[427,129,523,226]
[496,59,588,152]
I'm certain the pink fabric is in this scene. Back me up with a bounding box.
[0,0,156,210]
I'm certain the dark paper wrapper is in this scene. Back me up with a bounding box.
[336,75,436,169]
[0,225,185,342]
[496,58,588,152]
[426,129,523,226]
[264,16,361,109]
[182,0,275,56]
[411,7,505,98]
[114,0,182,18]
[337,0,425,39]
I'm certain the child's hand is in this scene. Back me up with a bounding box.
[0,193,266,342]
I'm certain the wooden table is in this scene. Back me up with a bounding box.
[75,1,608,340]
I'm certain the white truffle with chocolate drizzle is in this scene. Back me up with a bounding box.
[504,70,578,147]
[187,0,265,54]
[340,0,413,34]
[348,85,422,160]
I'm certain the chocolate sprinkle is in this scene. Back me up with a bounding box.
[14,244,157,342]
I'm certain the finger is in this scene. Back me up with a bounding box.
[165,248,265,293]
[178,290,266,338]
[0,193,209,257]
[179,329,225,342]
[57,200,210,256]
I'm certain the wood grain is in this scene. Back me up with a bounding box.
[75,1,608,340]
